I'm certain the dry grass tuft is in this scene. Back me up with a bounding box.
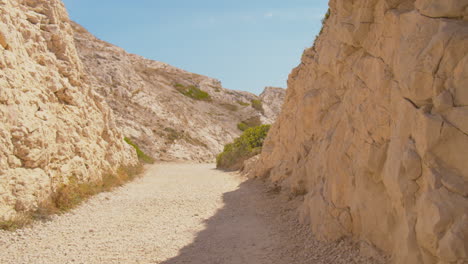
[0,164,144,231]
[53,165,143,212]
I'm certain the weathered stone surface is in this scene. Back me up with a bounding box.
[416,0,468,19]
[72,23,285,162]
[259,87,285,123]
[0,0,137,219]
[254,1,468,263]
[240,155,260,177]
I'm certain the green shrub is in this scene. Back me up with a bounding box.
[244,116,262,127]
[251,99,264,113]
[216,124,271,170]
[237,116,262,131]
[174,83,211,101]
[237,101,250,106]
[0,164,143,231]
[237,122,249,131]
[124,137,155,164]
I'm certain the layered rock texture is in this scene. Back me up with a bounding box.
[254,1,468,263]
[0,0,137,219]
[72,23,285,162]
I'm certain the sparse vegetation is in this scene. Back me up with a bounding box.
[322,8,330,24]
[164,127,183,142]
[52,165,143,212]
[314,8,331,47]
[124,137,155,164]
[237,122,249,131]
[216,124,271,170]
[0,165,143,231]
[251,99,264,113]
[185,135,208,148]
[164,127,207,148]
[174,83,211,101]
[237,116,262,131]
[0,214,33,231]
[209,85,221,92]
[220,103,238,111]
[237,101,250,106]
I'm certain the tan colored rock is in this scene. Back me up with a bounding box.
[254,1,468,263]
[240,155,260,177]
[259,87,286,123]
[415,0,468,19]
[71,22,285,162]
[0,0,137,219]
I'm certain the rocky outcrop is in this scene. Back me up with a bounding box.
[0,0,137,219]
[259,87,286,123]
[72,23,285,162]
[254,1,468,263]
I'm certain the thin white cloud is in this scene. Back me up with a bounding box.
[264,12,274,19]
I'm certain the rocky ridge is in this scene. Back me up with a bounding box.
[0,0,137,219]
[253,1,468,263]
[72,23,285,162]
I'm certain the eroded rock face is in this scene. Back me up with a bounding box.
[0,0,137,219]
[254,1,468,263]
[260,87,286,123]
[72,22,285,162]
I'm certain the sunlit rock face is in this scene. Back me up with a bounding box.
[254,0,468,263]
[0,0,137,219]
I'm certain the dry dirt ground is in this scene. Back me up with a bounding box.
[0,163,387,264]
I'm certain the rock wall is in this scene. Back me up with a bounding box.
[254,0,468,263]
[72,22,286,162]
[0,0,137,219]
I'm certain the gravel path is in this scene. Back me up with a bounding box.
[0,163,387,264]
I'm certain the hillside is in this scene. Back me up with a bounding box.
[0,0,284,221]
[72,22,285,162]
[3,0,466,263]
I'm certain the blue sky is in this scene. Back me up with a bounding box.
[62,0,328,94]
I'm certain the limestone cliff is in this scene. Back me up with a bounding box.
[254,1,468,263]
[71,23,286,162]
[0,0,137,219]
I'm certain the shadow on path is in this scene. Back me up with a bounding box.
[160,176,385,264]
[160,179,278,264]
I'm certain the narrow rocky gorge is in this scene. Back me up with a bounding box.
[1,0,467,263]
[0,0,284,219]
[253,0,468,263]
